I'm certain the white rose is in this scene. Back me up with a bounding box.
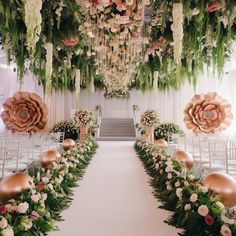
[17,202,29,214]
[188,174,195,180]
[42,177,49,184]
[190,193,198,202]
[47,183,54,190]
[167,173,172,179]
[167,185,173,191]
[199,186,208,193]
[25,221,33,230]
[41,193,47,201]
[197,205,209,217]
[0,217,8,229]
[215,201,225,210]
[176,188,183,198]
[221,214,235,225]
[2,226,14,236]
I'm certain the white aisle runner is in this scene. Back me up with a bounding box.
[50,141,179,236]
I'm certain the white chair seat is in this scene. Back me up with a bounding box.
[5,163,27,171]
[202,163,225,170]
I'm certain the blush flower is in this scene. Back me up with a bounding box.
[183,92,233,134]
[17,202,29,214]
[1,92,48,133]
[190,193,198,202]
[198,205,209,217]
[220,224,232,236]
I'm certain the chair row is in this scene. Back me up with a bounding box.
[168,133,236,178]
[0,132,65,179]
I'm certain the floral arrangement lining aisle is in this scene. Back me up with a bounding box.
[0,136,98,236]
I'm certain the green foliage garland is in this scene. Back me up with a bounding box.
[0,136,98,235]
[135,138,236,236]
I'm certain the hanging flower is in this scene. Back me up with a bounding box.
[24,0,42,61]
[171,3,183,67]
[45,42,53,94]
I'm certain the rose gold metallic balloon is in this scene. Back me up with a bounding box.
[202,173,236,208]
[172,150,193,171]
[0,172,32,203]
[154,139,168,148]
[41,150,61,167]
[63,139,76,151]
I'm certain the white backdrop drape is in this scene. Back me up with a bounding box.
[0,66,236,133]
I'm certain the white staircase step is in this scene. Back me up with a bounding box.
[99,118,136,140]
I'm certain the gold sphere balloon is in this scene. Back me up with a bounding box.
[41,150,61,167]
[155,139,168,148]
[202,173,236,208]
[172,150,193,171]
[63,139,76,151]
[0,172,32,203]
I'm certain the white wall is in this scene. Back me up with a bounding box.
[80,70,236,133]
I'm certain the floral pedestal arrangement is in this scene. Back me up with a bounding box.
[145,126,154,142]
[80,125,88,140]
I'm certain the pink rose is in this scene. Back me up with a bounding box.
[198,205,209,217]
[17,202,29,214]
[190,193,198,202]
[220,224,232,236]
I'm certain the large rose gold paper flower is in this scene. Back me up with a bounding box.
[183,92,233,134]
[1,92,48,133]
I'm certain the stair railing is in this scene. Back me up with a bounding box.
[132,105,140,138]
[95,109,102,138]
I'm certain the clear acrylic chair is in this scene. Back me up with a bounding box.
[202,139,227,175]
[226,140,236,178]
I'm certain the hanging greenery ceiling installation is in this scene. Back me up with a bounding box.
[0,0,236,98]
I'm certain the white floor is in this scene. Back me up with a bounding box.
[50,141,179,236]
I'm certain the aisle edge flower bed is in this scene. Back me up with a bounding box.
[0,136,98,236]
[135,138,236,236]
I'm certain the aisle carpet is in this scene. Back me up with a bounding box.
[49,141,179,236]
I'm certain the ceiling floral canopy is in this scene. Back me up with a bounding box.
[0,0,236,98]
